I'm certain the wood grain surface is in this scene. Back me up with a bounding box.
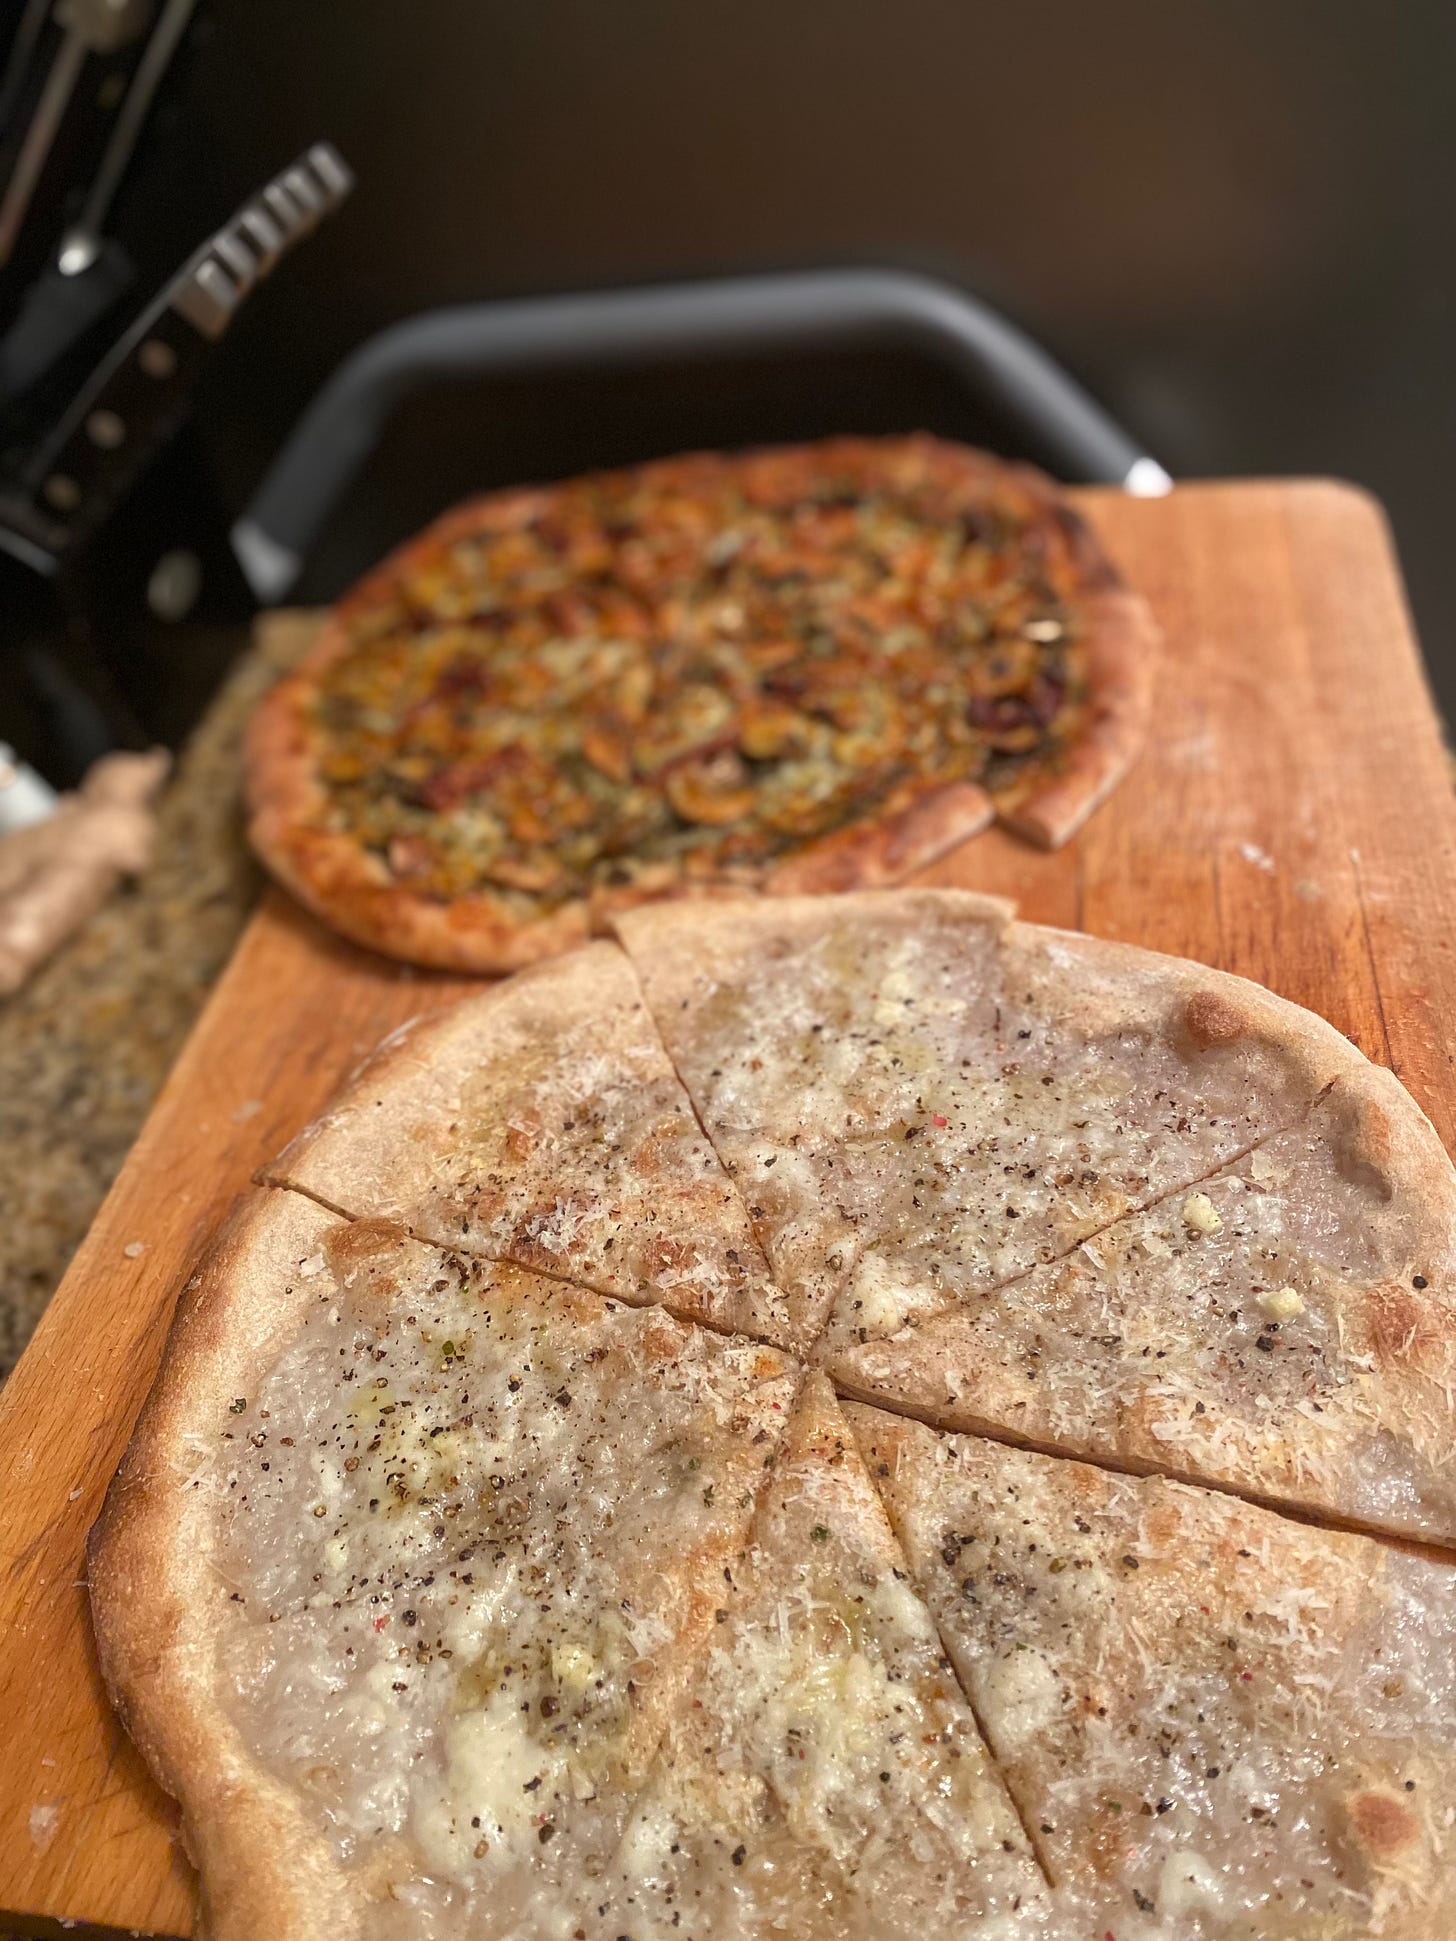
[1,479,1452,1937]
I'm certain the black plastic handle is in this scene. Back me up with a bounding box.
[233,266,1170,602]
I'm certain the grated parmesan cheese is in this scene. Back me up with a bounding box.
[1257,1285,1306,1320]
[1181,1192,1222,1236]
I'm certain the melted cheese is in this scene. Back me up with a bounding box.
[1257,1284,1306,1320]
[846,1250,945,1338]
[981,1648,1064,1743]
[1181,1191,1222,1235]
[1157,1848,1223,1916]
[416,1697,570,1870]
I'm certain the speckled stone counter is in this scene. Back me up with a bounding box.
[0,627,304,1380]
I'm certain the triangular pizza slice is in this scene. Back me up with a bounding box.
[91,1192,799,1941]
[616,890,1355,1353]
[826,1070,1456,1546]
[852,1406,1456,1941]
[593,1373,1050,1940]
[260,940,794,1346]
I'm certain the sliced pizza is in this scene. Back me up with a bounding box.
[89,892,1456,1941]
[596,1374,1050,1940]
[852,1407,1456,1940]
[90,1190,799,1941]
[261,939,794,1346]
[826,1066,1456,1546]
[615,890,1358,1351]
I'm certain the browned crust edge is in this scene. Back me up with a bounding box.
[245,440,1154,971]
[245,697,593,975]
[1012,917,1362,1101]
[763,779,996,895]
[613,884,1019,976]
[88,1187,366,1941]
[991,486,1161,849]
[996,583,1159,848]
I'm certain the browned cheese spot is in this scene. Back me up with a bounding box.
[1363,1282,1444,1372]
[1143,1502,1184,1553]
[642,1235,697,1279]
[1345,1788,1420,1863]
[1181,990,1249,1052]
[629,1120,689,1181]
[323,1218,411,1277]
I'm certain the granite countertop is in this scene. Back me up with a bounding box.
[0,628,301,1382]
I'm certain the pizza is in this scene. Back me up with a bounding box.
[825,1076,1456,1539]
[595,1375,1049,1940]
[92,1195,800,1940]
[245,436,1158,971]
[853,1409,1456,1940]
[92,892,1456,1938]
[260,938,792,1346]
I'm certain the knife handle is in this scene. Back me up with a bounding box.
[17,142,353,558]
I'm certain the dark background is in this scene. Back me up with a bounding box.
[73,0,1456,709]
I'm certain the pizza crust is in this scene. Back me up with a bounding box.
[993,582,1159,847]
[89,1192,394,1941]
[763,778,996,895]
[89,1190,341,1681]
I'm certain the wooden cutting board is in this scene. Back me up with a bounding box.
[2,479,1454,1938]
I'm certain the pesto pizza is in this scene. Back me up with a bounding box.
[245,436,1157,970]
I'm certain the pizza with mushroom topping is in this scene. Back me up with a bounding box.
[245,437,1157,970]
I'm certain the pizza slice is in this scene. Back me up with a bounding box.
[91,1191,799,1941]
[615,890,1355,1352]
[261,939,794,1346]
[826,1066,1456,1546]
[851,1407,1456,1940]
[594,1374,1050,1940]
